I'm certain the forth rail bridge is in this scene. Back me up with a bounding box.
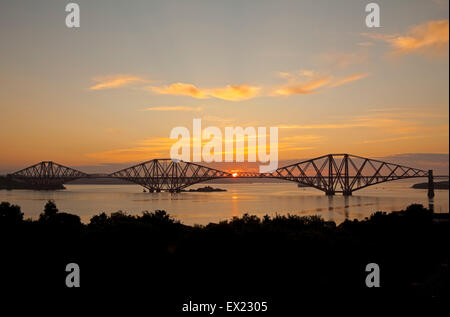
[1,154,448,197]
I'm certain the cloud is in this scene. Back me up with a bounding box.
[201,115,236,124]
[274,71,368,95]
[90,68,366,100]
[149,83,209,99]
[142,106,203,112]
[358,42,374,47]
[360,135,425,144]
[319,52,369,68]
[106,128,124,134]
[148,83,261,101]
[278,123,369,129]
[277,109,428,134]
[329,73,369,87]
[86,137,174,163]
[362,19,449,56]
[299,70,316,77]
[280,135,324,142]
[274,76,333,95]
[278,135,324,152]
[90,75,149,90]
[278,146,315,152]
[209,85,261,101]
[276,110,449,157]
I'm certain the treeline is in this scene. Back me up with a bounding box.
[0,200,448,304]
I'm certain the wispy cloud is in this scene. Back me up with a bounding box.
[274,76,333,95]
[148,83,209,99]
[329,73,369,87]
[278,135,323,152]
[357,42,374,47]
[90,68,367,99]
[90,75,149,90]
[141,106,203,112]
[201,115,236,124]
[86,108,447,164]
[273,70,368,95]
[278,123,369,129]
[278,110,426,133]
[209,85,261,101]
[319,51,369,68]
[86,137,174,162]
[360,135,425,144]
[280,135,324,142]
[362,19,449,56]
[278,70,316,80]
[106,128,124,134]
[147,83,261,101]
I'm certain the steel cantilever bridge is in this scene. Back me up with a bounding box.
[6,154,440,197]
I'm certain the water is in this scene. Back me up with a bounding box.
[0,179,447,225]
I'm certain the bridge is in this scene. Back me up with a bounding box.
[4,154,446,197]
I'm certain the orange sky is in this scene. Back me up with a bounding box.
[0,0,448,171]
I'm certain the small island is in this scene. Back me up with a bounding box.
[184,186,226,192]
[412,180,449,190]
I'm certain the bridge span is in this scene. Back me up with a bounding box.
[4,154,447,197]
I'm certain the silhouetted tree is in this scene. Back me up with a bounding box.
[37,200,82,229]
[0,202,23,225]
[0,200,447,300]
[141,210,179,226]
[39,200,59,222]
[89,212,110,226]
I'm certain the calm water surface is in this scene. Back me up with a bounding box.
[0,179,448,225]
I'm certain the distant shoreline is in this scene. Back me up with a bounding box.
[0,176,294,189]
[3,176,449,190]
[412,180,449,190]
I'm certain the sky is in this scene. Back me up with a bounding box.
[0,0,449,173]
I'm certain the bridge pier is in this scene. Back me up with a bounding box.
[343,190,352,196]
[427,170,434,198]
[325,190,335,196]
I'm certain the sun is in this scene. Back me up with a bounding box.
[232,172,238,177]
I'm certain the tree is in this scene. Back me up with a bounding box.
[89,212,110,226]
[0,202,24,224]
[141,210,178,225]
[39,200,59,222]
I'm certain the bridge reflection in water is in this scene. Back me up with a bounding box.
[6,154,445,197]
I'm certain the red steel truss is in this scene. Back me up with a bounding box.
[109,159,232,192]
[10,161,88,189]
[270,154,428,195]
[7,154,435,195]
